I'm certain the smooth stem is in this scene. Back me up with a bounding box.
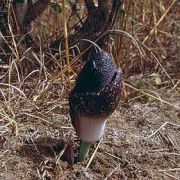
[78,141,91,162]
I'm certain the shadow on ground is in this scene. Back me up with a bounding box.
[18,136,74,165]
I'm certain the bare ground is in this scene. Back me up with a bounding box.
[0,86,179,180]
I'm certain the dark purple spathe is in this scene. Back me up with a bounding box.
[69,50,122,141]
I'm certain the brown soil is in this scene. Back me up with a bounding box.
[0,89,179,180]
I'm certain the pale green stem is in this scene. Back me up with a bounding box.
[78,141,91,162]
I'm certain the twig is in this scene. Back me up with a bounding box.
[143,0,177,43]
[159,168,180,172]
[104,164,120,180]
[0,83,27,98]
[124,82,180,110]
[162,171,180,180]
[24,112,49,123]
[85,137,103,170]
[104,151,122,161]
[138,41,175,86]
[80,39,102,51]
[148,122,180,139]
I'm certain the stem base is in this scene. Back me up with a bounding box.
[78,141,91,162]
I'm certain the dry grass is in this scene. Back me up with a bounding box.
[0,0,180,179]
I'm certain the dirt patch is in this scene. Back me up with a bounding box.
[0,92,179,179]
